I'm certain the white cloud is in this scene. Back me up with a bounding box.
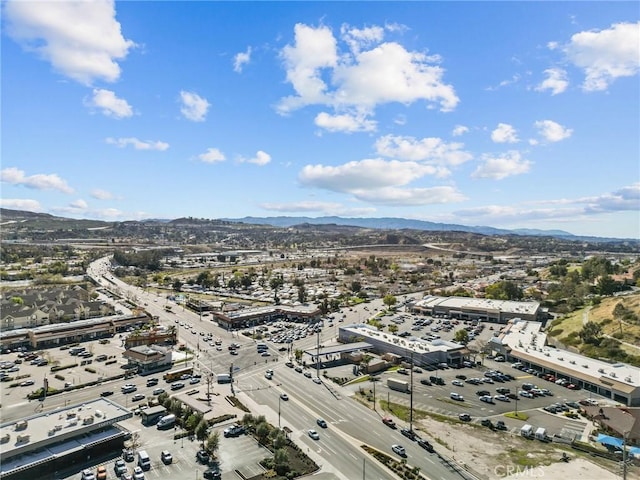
[239,150,271,166]
[340,24,385,54]
[198,148,226,164]
[277,23,458,117]
[0,198,43,212]
[278,24,338,112]
[374,135,473,169]
[535,68,569,95]
[261,201,343,213]
[85,88,133,118]
[299,158,437,192]
[491,123,519,143]
[353,186,466,206]
[69,199,88,210]
[562,21,640,91]
[260,201,377,216]
[105,137,169,151]
[452,183,640,227]
[91,189,114,200]
[4,0,135,85]
[233,47,252,73]
[452,125,469,137]
[472,151,532,180]
[314,111,377,133]
[534,120,573,142]
[1,167,74,193]
[179,91,210,122]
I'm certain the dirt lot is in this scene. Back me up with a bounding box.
[413,415,626,480]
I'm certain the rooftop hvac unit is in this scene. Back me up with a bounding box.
[610,372,617,378]
[558,357,563,361]
[582,365,588,368]
[625,377,632,382]
[598,368,605,373]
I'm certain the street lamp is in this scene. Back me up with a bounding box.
[278,394,282,429]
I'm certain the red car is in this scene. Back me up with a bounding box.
[382,417,396,428]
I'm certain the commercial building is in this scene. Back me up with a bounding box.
[0,314,151,351]
[211,304,321,330]
[410,295,544,324]
[490,318,640,406]
[338,324,466,367]
[0,398,132,480]
[122,344,172,374]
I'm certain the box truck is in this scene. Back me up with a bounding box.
[387,378,410,393]
[520,424,534,438]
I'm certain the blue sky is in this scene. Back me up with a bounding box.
[1,1,639,239]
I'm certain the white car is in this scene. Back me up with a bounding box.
[451,379,464,387]
[450,392,464,401]
[312,377,322,384]
[479,395,494,404]
[133,467,144,480]
[308,429,320,440]
[392,444,406,456]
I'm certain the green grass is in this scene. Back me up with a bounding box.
[504,412,529,421]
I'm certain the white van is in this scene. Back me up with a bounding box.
[157,414,176,430]
[137,450,151,470]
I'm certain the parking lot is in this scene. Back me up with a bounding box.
[57,414,270,480]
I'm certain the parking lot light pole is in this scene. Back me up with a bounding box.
[278,395,282,429]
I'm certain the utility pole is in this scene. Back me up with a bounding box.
[316,330,321,378]
[409,350,414,433]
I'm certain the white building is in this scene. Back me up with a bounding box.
[490,318,640,406]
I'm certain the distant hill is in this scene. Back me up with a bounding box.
[224,215,575,237]
[1,208,635,244]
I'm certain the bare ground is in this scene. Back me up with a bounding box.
[413,415,626,480]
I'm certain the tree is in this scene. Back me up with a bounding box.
[383,294,397,309]
[172,279,183,292]
[255,421,270,445]
[579,321,603,345]
[297,284,307,303]
[350,281,362,293]
[454,329,469,344]
[273,448,289,475]
[388,324,398,335]
[195,419,208,442]
[613,302,626,334]
[484,280,523,300]
[294,349,303,362]
[205,430,220,458]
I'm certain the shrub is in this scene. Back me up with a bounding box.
[51,363,78,372]
[54,374,65,381]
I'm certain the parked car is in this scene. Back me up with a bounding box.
[160,450,173,465]
[81,469,96,480]
[170,382,185,390]
[196,449,210,464]
[114,459,127,476]
[479,395,494,404]
[131,393,145,402]
[223,424,245,437]
[458,413,472,422]
[450,392,464,401]
[100,390,114,397]
[495,420,508,431]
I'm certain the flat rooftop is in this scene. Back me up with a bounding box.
[416,295,540,315]
[339,324,463,354]
[498,319,640,390]
[1,398,132,469]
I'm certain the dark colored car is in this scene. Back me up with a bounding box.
[197,449,210,464]
[420,379,432,386]
[100,390,114,397]
[417,438,434,452]
[203,467,221,480]
[400,428,416,441]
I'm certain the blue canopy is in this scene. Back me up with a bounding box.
[596,434,624,448]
